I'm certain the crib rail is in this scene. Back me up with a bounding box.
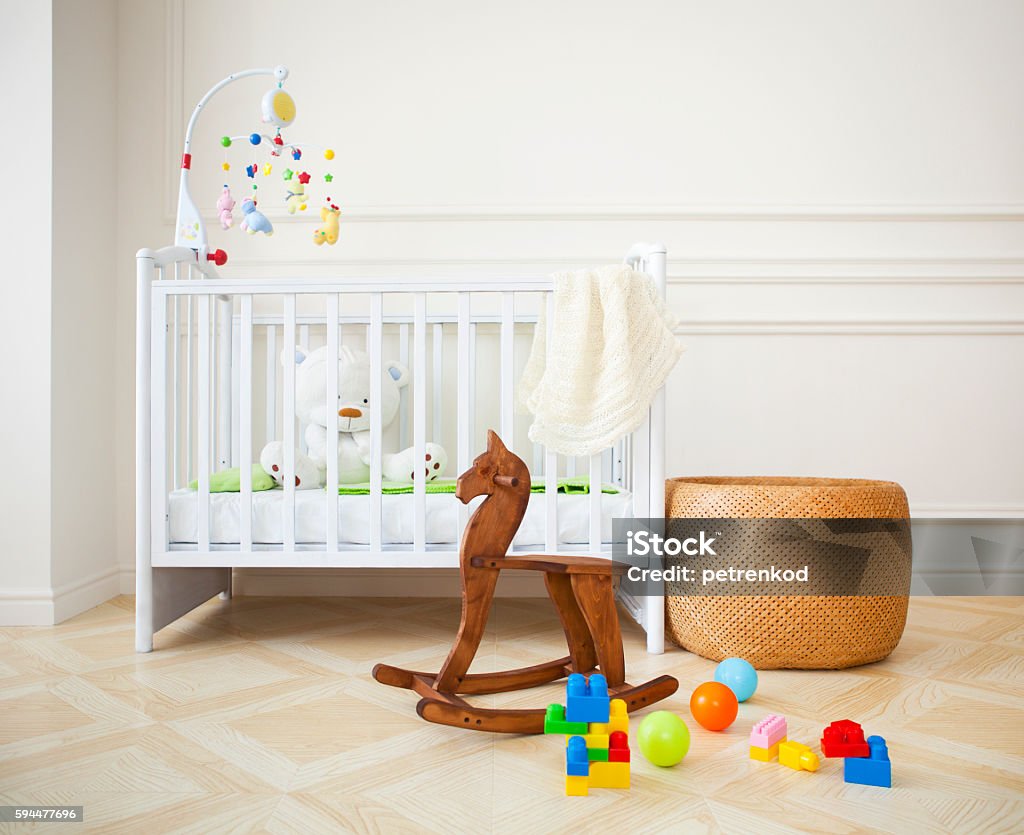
[137,245,668,652]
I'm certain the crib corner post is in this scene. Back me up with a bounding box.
[135,250,156,653]
[647,244,668,655]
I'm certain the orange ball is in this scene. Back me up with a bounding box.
[689,681,738,731]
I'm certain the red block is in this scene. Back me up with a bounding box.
[821,719,870,758]
[609,730,630,763]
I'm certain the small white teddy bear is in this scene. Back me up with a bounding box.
[259,345,447,488]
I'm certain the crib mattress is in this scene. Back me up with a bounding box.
[167,487,632,546]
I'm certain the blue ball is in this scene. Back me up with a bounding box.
[714,657,758,702]
[249,133,262,145]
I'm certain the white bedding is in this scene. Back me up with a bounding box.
[168,488,632,546]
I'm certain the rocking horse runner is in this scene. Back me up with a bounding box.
[373,431,678,733]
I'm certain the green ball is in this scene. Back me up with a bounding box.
[220,136,232,147]
[637,711,691,767]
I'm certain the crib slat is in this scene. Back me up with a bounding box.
[469,322,477,452]
[456,293,471,543]
[369,293,384,552]
[399,322,410,450]
[414,293,427,552]
[239,295,253,552]
[172,295,179,488]
[216,298,232,470]
[544,294,557,552]
[325,293,340,552]
[432,323,443,445]
[283,295,297,551]
[265,325,277,443]
[298,323,310,456]
[231,320,240,467]
[500,292,514,445]
[197,296,211,551]
[589,453,602,553]
[186,296,193,484]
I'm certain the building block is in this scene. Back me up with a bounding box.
[749,741,780,762]
[608,730,630,763]
[587,747,609,762]
[566,736,590,777]
[565,673,610,724]
[544,704,588,736]
[821,719,870,758]
[588,761,630,789]
[750,714,788,749]
[844,736,891,788]
[779,740,820,772]
[565,774,588,796]
[564,732,609,750]
[591,699,629,736]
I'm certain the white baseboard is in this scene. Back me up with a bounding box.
[0,565,121,626]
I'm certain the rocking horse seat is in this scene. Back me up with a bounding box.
[469,554,628,575]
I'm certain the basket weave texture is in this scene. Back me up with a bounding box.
[664,477,911,669]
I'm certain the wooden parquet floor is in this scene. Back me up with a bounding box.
[0,595,1021,834]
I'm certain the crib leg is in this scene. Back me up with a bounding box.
[219,571,233,600]
[645,594,664,654]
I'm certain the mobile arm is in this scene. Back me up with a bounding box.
[173,65,289,266]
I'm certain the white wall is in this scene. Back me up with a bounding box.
[50,0,120,617]
[0,0,54,623]
[0,0,119,624]
[116,0,1024,594]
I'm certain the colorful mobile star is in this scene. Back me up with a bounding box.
[263,163,273,175]
[282,168,294,181]
[324,172,333,182]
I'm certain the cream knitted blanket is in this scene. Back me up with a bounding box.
[519,265,683,456]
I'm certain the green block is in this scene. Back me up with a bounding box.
[588,747,609,762]
[544,704,588,735]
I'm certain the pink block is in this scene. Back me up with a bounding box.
[750,714,788,748]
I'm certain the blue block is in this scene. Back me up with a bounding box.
[565,673,610,724]
[844,735,891,788]
[566,735,590,777]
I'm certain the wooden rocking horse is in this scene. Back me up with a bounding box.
[372,431,678,733]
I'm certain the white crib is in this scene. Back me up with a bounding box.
[135,243,668,653]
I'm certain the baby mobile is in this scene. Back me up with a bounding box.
[172,65,340,270]
[217,82,338,243]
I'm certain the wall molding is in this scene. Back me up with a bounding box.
[673,321,1024,336]
[221,255,1024,285]
[162,4,1024,227]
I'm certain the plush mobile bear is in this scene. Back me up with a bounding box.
[260,345,447,488]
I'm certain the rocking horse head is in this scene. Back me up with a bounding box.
[455,430,531,504]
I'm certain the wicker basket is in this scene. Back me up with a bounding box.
[664,477,911,669]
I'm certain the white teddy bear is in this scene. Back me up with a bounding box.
[259,345,447,489]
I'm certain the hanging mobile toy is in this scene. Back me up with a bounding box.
[240,197,274,236]
[313,199,340,246]
[174,64,338,264]
[216,185,236,230]
[285,171,310,214]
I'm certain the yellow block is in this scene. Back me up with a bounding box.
[589,761,630,789]
[779,740,819,772]
[565,774,588,796]
[749,741,780,762]
[590,699,629,737]
[566,732,609,749]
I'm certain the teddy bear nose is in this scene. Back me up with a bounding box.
[339,407,362,418]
